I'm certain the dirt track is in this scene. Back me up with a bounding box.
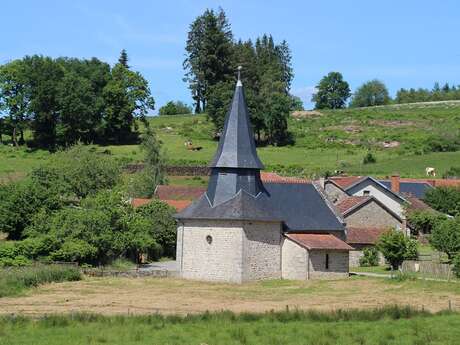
[1,276,459,315]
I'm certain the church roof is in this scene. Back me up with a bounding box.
[209,78,264,169]
[176,182,345,232]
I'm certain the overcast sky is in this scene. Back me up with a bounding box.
[2,0,460,111]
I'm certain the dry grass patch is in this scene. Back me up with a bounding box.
[1,275,459,316]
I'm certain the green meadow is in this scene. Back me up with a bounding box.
[1,101,460,180]
[1,308,459,345]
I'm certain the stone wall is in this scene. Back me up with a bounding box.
[349,244,386,268]
[345,200,402,229]
[324,182,348,203]
[177,220,244,283]
[308,250,349,279]
[281,238,308,280]
[177,220,283,283]
[242,222,282,281]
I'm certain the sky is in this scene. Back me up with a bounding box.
[2,0,460,112]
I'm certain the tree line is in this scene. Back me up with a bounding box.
[0,50,154,149]
[312,72,460,109]
[183,8,299,145]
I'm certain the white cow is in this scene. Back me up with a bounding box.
[426,167,436,177]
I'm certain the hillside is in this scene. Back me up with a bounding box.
[145,101,460,177]
[1,101,460,180]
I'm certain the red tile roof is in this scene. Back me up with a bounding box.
[346,227,388,245]
[285,233,353,251]
[131,198,152,208]
[405,195,432,211]
[260,172,310,184]
[328,176,363,188]
[336,196,370,214]
[131,198,192,212]
[163,199,192,212]
[154,185,205,200]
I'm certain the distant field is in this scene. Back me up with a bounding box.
[1,101,460,180]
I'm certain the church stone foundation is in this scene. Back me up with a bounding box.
[177,220,282,283]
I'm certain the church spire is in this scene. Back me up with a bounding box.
[209,66,264,170]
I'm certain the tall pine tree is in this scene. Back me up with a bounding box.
[183,8,233,113]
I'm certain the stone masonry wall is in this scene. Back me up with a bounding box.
[324,182,348,204]
[177,220,244,283]
[308,250,349,279]
[281,238,308,280]
[345,200,402,229]
[349,244,386,268]
[242,222,282,281]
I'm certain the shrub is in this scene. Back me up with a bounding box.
[0,264,81,297]
[377,229,418,270]
[359,247,379,267]
[406,209,446,235]
[363,152,376,164]
[136,200,177,257]
[424,186,460,217]
[443,166,460,179]
[452,254,460,278]
[430,216,460,261]
[159,101,192,115]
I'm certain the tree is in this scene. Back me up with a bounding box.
[424,186,460,217]
[136,200,177,257]
[0,179,62,240]
[56,71,97,145]
[312,72,351,109]
[128,128,166,198]
[430,216,460,261]
[183,8,233,113]
[118,49,129,68]
[31,144,121,200]
[406,209,446,235]
[289,95,304,111]
[102,63,154,143]
[0,59,30,146]
[158,101,192,115]
[377,229,418,270]
[350,80,391,107]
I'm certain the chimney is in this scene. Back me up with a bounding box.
[391,174,400,193]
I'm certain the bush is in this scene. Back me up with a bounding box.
[363,152,376,164]
[159,101,192,115]
[0,264,81,297]
[377,229,418,270]
[406,209,446,235]
[430,216,460,261]
[359,247,379,267]
[452,254,460,278]
[443,166,460,179]
[136,200,177,257]
[424,186,460,217]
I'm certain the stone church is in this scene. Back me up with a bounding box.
[175,73,352,283]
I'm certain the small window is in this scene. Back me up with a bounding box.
[206,235,213,244]
[325,253,329,270]
[363,190,370,196]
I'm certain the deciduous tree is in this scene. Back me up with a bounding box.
[312,72,350,109]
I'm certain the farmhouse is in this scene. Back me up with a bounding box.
[174,75,352,283]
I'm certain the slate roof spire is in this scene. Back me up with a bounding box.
[209,66,264,169]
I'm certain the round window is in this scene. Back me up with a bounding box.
[206,235,213,244]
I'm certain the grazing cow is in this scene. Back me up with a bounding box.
[426,167,436,177]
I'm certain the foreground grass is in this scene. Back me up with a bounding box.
[1,308,459,344]
[0,264,81,297]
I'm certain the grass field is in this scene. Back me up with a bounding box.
[1,101,460,180]
[1,276,459,315]
[1,308,460,345]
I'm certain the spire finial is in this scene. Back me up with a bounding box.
[237,66,242,86]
